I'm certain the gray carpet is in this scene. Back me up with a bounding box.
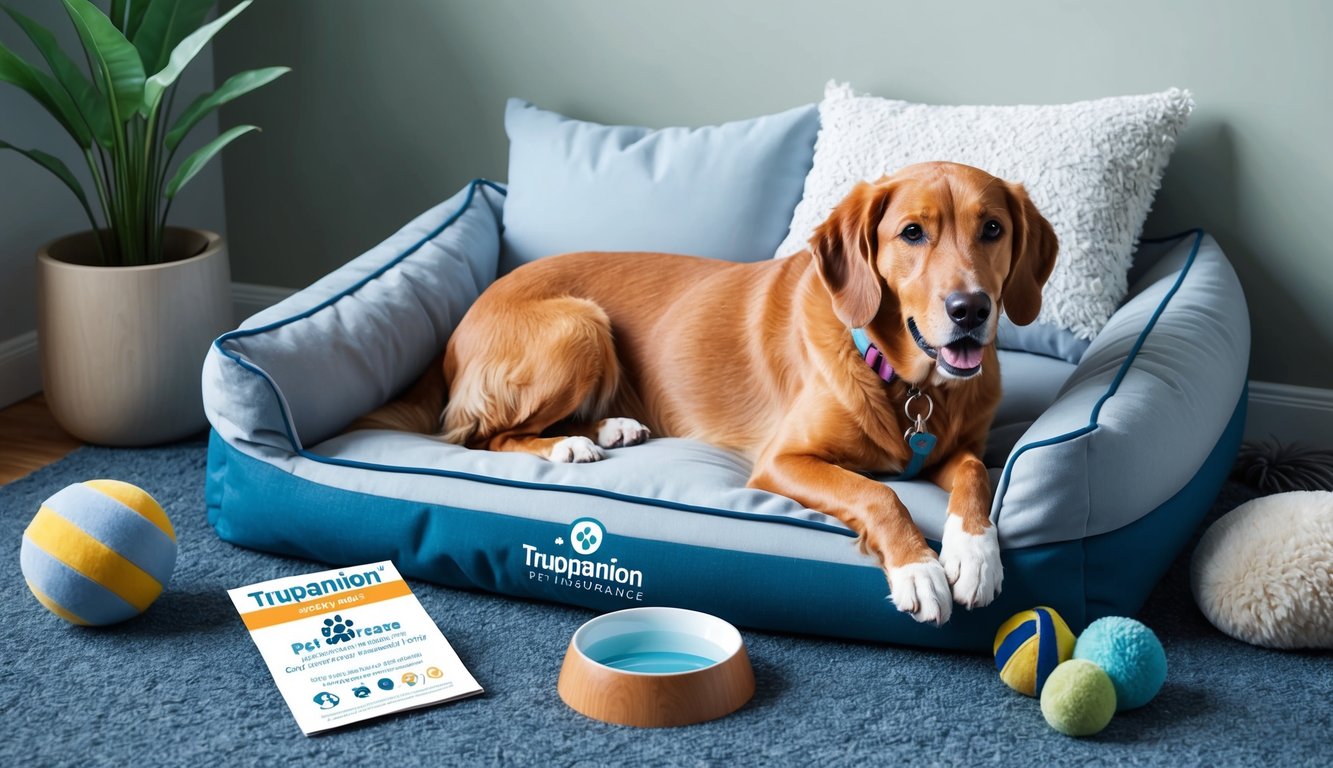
[2,440,1328,767]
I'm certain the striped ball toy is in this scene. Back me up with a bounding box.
[21,480,176,626]
[993,606,1076,697]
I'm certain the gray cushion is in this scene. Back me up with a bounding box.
[500,99,820,274]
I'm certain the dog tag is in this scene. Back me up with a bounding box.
[896,431,937,481]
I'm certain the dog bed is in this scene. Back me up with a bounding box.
[203,180,1249,651]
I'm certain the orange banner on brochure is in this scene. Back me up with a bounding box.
[240,579,413,630]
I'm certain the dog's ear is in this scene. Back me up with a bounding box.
[809,180,892,328]
[1001,183,1058,326]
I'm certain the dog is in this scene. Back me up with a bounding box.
[357,161,1057,625]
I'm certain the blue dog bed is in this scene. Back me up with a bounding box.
[203,180,1249,651]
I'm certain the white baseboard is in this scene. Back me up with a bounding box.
[1245,380,1333,448]
[0,330,41,409]
[232,282,296,324]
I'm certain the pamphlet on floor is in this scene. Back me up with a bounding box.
[228,560,482,735]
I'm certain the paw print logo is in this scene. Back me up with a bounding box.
[321,614,355,644]
[570,518,605,555]
[554,537,564,546]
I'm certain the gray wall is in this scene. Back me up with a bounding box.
[215,0,1333,389]
[0,1,227,347]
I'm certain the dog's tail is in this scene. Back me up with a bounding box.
[347,354,448,435]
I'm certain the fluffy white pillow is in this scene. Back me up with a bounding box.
[776,83,1193,342]
[1191,491,1333,650]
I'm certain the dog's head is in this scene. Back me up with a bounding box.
[809,161,1057,385]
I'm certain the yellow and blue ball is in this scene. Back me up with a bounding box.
[993,606,1076,697]
[20,480,176,626]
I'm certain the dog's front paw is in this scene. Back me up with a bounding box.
[939,516,1003,609]
[596,417,651,448]
[887,559,953,626]
[548,436,606,463]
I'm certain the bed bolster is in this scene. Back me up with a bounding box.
[203,181,505,452]
[993,232,1250,549]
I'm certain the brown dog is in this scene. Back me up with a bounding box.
[361,161,1057,625]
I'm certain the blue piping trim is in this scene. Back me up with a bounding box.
[210,179,858,539]
[297,452,855,537]
[993,229,1207,518]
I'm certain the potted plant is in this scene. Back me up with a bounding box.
[0,0,286,445]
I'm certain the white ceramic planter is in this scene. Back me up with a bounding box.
[37,228,232,446]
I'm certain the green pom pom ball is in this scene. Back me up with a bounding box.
[1040,659,1117,737]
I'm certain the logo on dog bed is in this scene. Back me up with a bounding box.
[571,518,605,555]
[522,517,645,603]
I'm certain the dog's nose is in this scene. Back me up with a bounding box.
[945,291,992,330]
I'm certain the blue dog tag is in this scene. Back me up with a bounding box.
[896,431,937,481]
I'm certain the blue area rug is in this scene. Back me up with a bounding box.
[2,440,1328,766]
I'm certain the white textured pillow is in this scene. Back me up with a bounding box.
[1191,491,1333,650]
[777,83,1193,341]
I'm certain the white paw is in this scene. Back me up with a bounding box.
[939,516,1003,609]
[549,436,606,463]
[595,417,651,449]
[887,559,953,626]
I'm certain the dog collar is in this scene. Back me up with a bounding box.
[851,328,897,384]
[851,328,936,481]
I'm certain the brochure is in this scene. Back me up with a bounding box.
[228,560,482,735]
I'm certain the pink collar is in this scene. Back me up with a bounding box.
[851,328,896,384]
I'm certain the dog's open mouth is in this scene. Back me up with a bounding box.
[939,339,983,377]
[908,318,984,378]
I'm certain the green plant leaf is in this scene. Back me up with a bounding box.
[4,8,113,148]
[0,40,93,147]
[166,123,256,198]
[125,2,149,40]
[110,0,128,29]
[61,0,145,122]
[110,0,152,36]
[142,0,247,115]
[166,66,287,151]
[0,139,93,214]
[131,0,213,75]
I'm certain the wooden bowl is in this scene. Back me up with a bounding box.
[557,607,755,727]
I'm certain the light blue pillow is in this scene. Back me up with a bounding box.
[499,98,820,274]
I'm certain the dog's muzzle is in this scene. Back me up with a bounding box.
[907,317,987,378]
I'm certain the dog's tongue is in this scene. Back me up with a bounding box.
[941,341,983,370]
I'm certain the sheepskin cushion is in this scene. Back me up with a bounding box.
[775,82,1194,354]
[1190,491,1333,650]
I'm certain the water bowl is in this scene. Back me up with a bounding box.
[557,607,755,727]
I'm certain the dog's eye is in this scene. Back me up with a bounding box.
[981,220,1003,241]
[901,224,925,243]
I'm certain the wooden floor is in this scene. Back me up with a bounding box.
[0,395,83,485]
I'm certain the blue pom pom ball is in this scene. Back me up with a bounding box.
[1073,616,1167,711]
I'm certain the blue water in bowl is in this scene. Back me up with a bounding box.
[583,630,725,674]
